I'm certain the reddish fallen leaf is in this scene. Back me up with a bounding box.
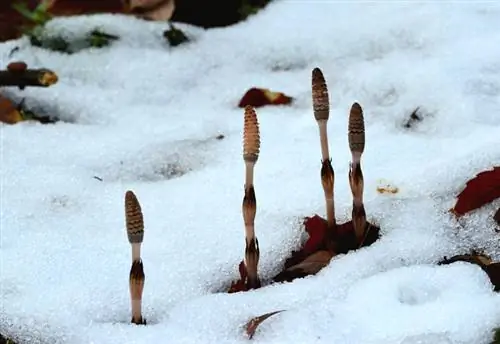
[451,167,500,216]
[494,207,500,226]
[281,216,378,269]
[245,310,284,339]
[238,87,293,108]
[302,215,329,254]
[228,261,248,293]
[439,253,500,291]
[228,216,380,291]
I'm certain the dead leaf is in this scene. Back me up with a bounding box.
[439,253,500,291]
[228,261,248,293]
[485,263,500,292]
[245,310,284,339]
[273,250,334,283]
[0,95,23,124]
[126,0,176,21]
[451,167,500,216]
[238,87,293,108]
[376,179,399,194]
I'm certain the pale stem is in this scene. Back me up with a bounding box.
[326,198,335,228]
[245,161,255,187]
[131,243,141,262]
[318,120,330,161]
[131,299,142,322]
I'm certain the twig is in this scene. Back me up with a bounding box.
[348,102,366,242]
[125,190,146,325]
[0,68,58,89]
[242,105,261,289]
[311,68,335,229]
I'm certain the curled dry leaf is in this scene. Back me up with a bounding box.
[273,215,380,283]
[245,310,285,339]
[125,0,175,21]
[228,261,248,293]
[451,167,500,216]
[228,214,380,291]
[376,179,399,194]
[439,253,500,291]
[272,250,334,283]
[238,87,293,108]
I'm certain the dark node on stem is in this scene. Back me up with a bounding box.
[131,316,147,325]
[130,259,145,283]
[245,237,261,289]
[320,159,334,193]
[351,203,367,241]
[349,162,363,186]
[243,185,256,208]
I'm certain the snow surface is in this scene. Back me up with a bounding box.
[1,1,500,343]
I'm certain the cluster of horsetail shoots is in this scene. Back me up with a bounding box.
[348,103,367,241]
[125,190,146,325]
[242,105,261,289]
[312,68,336,229]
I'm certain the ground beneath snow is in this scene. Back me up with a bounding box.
[1,1,500,343]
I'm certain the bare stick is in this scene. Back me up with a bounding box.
[0,69,58,89]
[242,105,261,289]
[125,190,146,325]
[312,67,335,228]
[348,103,366,242]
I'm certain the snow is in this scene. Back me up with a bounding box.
[1,1,500,343]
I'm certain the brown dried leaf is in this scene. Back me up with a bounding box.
[0,95,23,124]
[238,87,293,108]
[439,253,500,291]
[245,310,284,339]
[273,250,334,283]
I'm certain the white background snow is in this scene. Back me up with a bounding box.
[1,1,500,343]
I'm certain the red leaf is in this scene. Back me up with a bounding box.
[228,261,248,293]
[452,167,500,216]
[302,215,328,254]
[238,87,293,108]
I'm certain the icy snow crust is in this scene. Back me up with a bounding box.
[1,1,500,343]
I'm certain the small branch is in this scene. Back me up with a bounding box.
[0,69,58,89]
